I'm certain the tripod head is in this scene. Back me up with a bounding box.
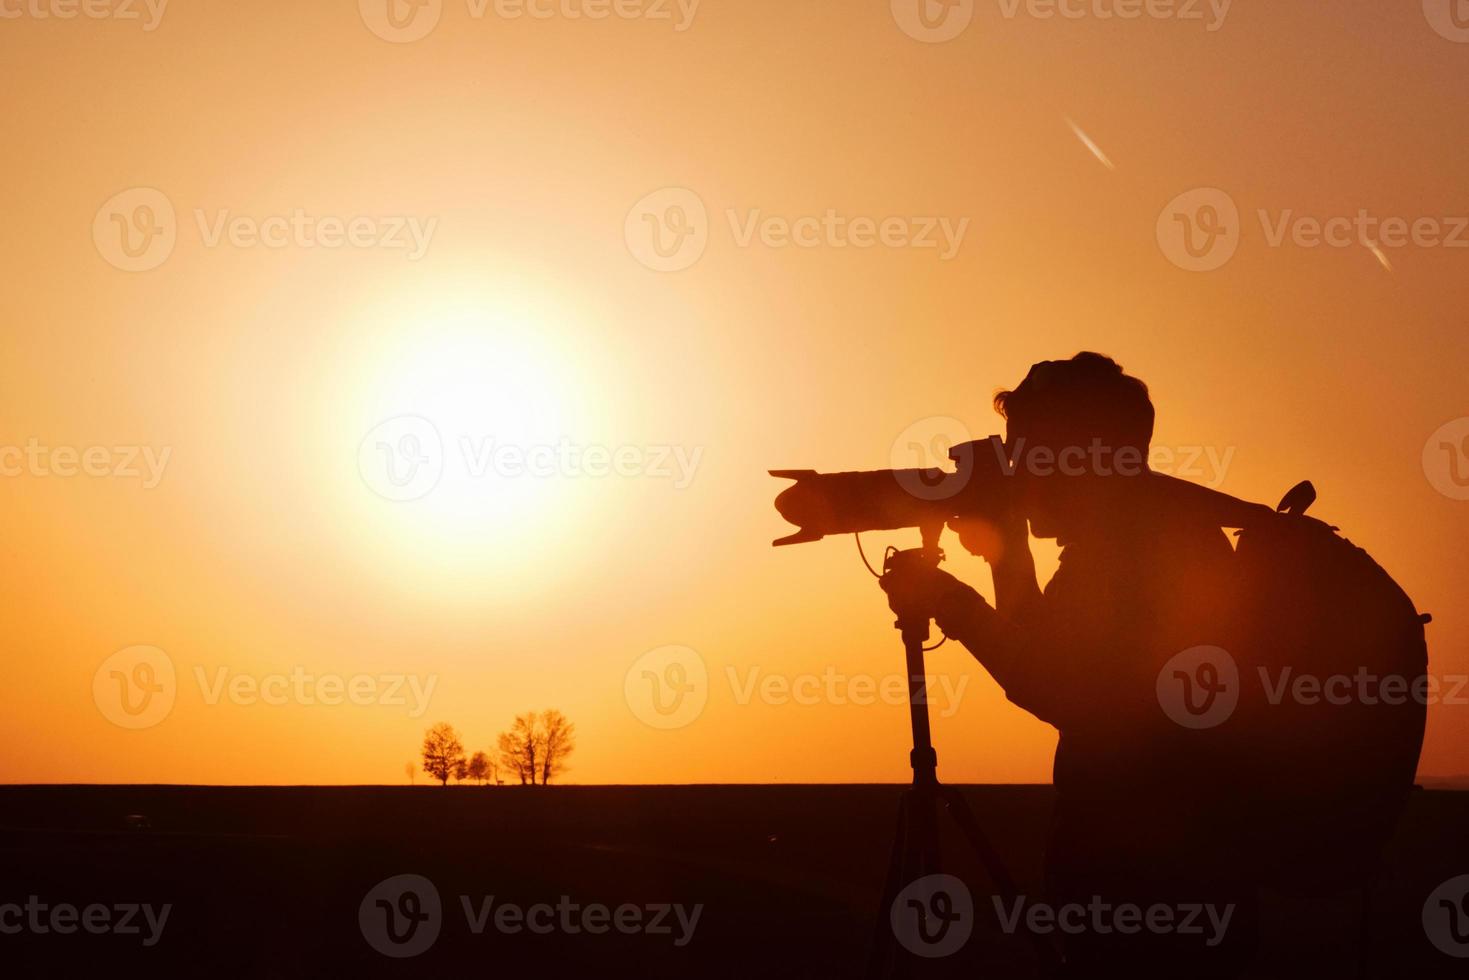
[880,523,945,646]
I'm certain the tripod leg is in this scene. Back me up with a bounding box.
[868,786,951,980]
[909,785,941,881]
[936,786,1021,899]
[938,785,1063,977]
[866,792,912,979]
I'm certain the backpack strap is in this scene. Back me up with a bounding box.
[1144,471,1281,529]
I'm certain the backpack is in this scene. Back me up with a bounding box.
[1156,476,1429,891]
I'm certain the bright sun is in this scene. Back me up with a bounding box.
[344,297,596,593]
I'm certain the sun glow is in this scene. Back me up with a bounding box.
[339,294,599,595]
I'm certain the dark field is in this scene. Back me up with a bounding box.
[0,785,1465,977]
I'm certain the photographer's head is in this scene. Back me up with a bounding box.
[996,353,1154,540]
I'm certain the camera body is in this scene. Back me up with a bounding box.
[770,435,1012,546]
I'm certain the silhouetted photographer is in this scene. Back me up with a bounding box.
[776,352,1430,978]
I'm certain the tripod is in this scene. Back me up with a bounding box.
[867,539,1060,979]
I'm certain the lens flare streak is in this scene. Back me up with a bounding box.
[1066,117,1116,171]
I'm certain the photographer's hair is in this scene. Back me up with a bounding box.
[993,352,1154,453]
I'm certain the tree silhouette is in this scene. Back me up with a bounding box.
[495,732,523,783]
[537,709,577,786]
[493,711,576,785]
[421,722,466,787]
[466,750,492,785]
[497,713,538,785]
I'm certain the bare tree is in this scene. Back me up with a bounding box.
[421,722,466,787]
[404,761,415,786]
[496,713,539,785]
[492,711,576,785]
[496,731,525,784]
[466,751,491,785]
[537,709,577,786]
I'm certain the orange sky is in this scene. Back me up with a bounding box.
[1,1,1466,785]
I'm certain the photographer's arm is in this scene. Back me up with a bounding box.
[931,579,1107,732]
[950,515,1043,626]
[881,556,1096,731]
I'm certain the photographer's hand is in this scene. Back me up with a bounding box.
[949,510,1028,563]
[950,512,1041,625]
[879,563,990,636]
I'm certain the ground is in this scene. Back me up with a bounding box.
[0,785,1464,977]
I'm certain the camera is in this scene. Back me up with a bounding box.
[770,435,1012,546]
